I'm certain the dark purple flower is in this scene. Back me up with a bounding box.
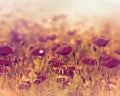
[10,30,21,43]
[75,39,82,45]
[67,66,75,71]
[67,31,76,36]
[82,57,97,65]
[55,43,72,55]
[0,59,11,66]
[38,35,48,42]
[93,37,109,47]
[101,56,120,68]
[10,30,19,37]
[114,49,120,55]
[0,46,14,56]
[48,58,65,67]
[51,43,61,52]
[49,34,57,41]
[31,48,45,57]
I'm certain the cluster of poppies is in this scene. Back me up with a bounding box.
[0,16,120,96]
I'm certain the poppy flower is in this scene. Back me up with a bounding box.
[0,46,14,56]
[51,43,62,52]
[18,80,31,90]
[67,66,75,71]
[82,57,97,65]
[31,48,45,57]
[93,37,109,47]
[10,30,21,43]
[67,31,75,36]
[38,35,48,42]
[114,49,120,55]
[93,46,97,52]
[49,34,57,41]
[75,39,82,46]
[101,56,120,68]
[48,58,65,67]
[0,59,11,66]
[55,43,72,55]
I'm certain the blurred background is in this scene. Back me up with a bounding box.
[0,0,120,21]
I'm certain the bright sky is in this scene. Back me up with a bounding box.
[0,0,120,20]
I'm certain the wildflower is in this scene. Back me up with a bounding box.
[93,37,109,47]
[31,48,45,57]
[0,46,14,56]
[82,57,97,65]
[55,43,72,55]
[114,49,120,55]
[48,58,65,67]
[101,55,120,68]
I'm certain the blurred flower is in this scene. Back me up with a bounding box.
[93,37,109,47]
[114,49,120,55]
[101,55,120,68]
[75,39,82,46]
[67,31,76,36]
[82,57,97,65]
[38,35,48,42]
[31,48,45,57]
[10,30,21,43]
[49,34,57,41]
[48,58,65,67]
[0,59,11,66]
[55,43,72,55]
[0,46,14,56]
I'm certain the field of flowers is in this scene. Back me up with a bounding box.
[0,14,120,96]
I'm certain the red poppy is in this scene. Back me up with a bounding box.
[0,59,11,66]
[49,34,57,41]
[82,57,97,65]
[0,46,14,56]
[101,56,120,68]
[48,58,65,67]
[55,43,72,55]
[93,37,109,47]
[114,49,120,55]
[31,48,45,57]
[67,31,76,36]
